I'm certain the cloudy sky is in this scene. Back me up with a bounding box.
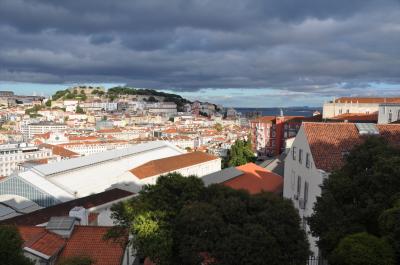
[1,0,400,107]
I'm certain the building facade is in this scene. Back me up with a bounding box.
[378,103,400,124]
[322,97,400,118]
[0,143,52,176]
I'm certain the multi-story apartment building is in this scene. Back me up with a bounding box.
[283,122,400,255]
[251,116,303,158]
[0,143,52,176]
[20,122,68,140]
[322,97,400,118]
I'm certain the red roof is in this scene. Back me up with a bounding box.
[60,226,127,265]
[130,152,218,179]
[223,163,283,194]
[39,143,79,158]
[304,123,400,172]
[18,226,65,257]
[334,97,400,104]
[331,112,378,122]
[18,226,127,265]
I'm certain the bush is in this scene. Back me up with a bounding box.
[330,232,394,265]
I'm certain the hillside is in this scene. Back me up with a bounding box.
[51,86,192,111]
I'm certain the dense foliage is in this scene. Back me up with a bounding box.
[107,173,309,265]
[0,225,34,265]
[330,233,394,265]
[57,256,93,265]
[52,89,87,101]
[224,138,255,167]
[308,137,400,263]
[107,86,191,111]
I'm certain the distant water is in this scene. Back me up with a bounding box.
[235,107,322,117]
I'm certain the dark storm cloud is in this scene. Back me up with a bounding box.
[1,0,400,96]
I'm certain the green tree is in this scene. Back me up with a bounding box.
[107,173,309,265]
[0,225,34,265]
[225,139,255,167]
[76,105,85,114]
[379,203,400,263]
[45,100,52,107]
[214,123,223,132]
[330,232,394,265]
[308,137,400,257]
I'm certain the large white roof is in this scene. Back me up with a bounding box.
[18,141,184,200]
[31,141,181,177]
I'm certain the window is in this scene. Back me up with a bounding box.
[306,153,310,168]
[299,149,303,164]
[297,176,301,198]
[304,181,309,207]
[292,147,297,160]
[388,112,392,123]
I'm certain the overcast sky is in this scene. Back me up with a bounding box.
[1,0,400,107]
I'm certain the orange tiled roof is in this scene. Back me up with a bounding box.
[334,97,400,104]
[60,226,127,265]
[68,135,98,141]
[97,128,122,133]
[39,143,79,158]
[251,116,276,123]
[223,163,283,194]
[331,112,378,122]
[18,226,65,257]
[130,151,218,179]
[304,123,400,172]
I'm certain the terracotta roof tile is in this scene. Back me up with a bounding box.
[304,123,400,172]
[331,112,378,122]
[334,97,400,104]
[18,226,65,257]
[223,163,283,194]
[130,152,219,179]
[60,226,127,265]
[39,143,79,158]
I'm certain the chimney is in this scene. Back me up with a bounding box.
[69,206,89,225]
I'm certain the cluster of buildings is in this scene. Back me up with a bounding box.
[2,90,400,264]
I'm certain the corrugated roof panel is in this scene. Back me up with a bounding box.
[31,141,170,177]
[202,167,243,186]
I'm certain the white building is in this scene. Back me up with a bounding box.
[82,101,118,112]
[146,102,177,116]
[0,143,52,177]
[118,151,221,192]
[59,140,132,156]
[0,141,184,207]
[283,122,400,255]
[378,103,400,124]
[322,97,400,118]
[21,122,68,140]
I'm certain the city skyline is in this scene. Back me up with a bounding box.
[1,0,400,107]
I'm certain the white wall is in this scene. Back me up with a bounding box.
[283,126,326,255]
[323,102,379,118]
[378,104,400,124]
